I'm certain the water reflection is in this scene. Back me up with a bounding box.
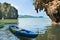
[3,24,60,40]
[36,25,60,40]
[2,24,60,40]
[16,36,32,40]
[0,18,58,40]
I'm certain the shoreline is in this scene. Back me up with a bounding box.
[0,19,18,24]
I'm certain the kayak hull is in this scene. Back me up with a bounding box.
[9,25,38,38]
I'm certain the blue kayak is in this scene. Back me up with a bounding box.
[9,25,38,38]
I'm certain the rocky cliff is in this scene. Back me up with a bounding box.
[0,2,18,19]
[34,0,60,24]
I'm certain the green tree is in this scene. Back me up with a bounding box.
[0,2,18,19]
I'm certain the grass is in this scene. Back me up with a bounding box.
[0,19,18,24]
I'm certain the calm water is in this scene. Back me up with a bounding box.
[0,18,60,40]
[18,18,51,34]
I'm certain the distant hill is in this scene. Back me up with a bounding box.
[18,15,44,18]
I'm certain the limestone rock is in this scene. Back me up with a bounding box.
[34,0,60,23]
[0,2,18,19]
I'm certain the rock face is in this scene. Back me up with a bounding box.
[0,10,2,19]
[0,2,18,19]
[34,0,60,24]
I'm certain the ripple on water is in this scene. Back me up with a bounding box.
[0,24,19,40]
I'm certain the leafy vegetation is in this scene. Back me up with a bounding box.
[0,2,18,19]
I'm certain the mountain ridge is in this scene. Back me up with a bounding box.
[18,15,44,18]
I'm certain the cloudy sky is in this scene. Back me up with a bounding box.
[0,0,48,17]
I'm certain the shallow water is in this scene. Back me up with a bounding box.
[0,18,60,40]
[0,24,19,40]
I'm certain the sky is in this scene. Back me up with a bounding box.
[0,0,48,17]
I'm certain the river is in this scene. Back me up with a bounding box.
[0,18,60,40]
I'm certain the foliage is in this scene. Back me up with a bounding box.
[0,2,18,19]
